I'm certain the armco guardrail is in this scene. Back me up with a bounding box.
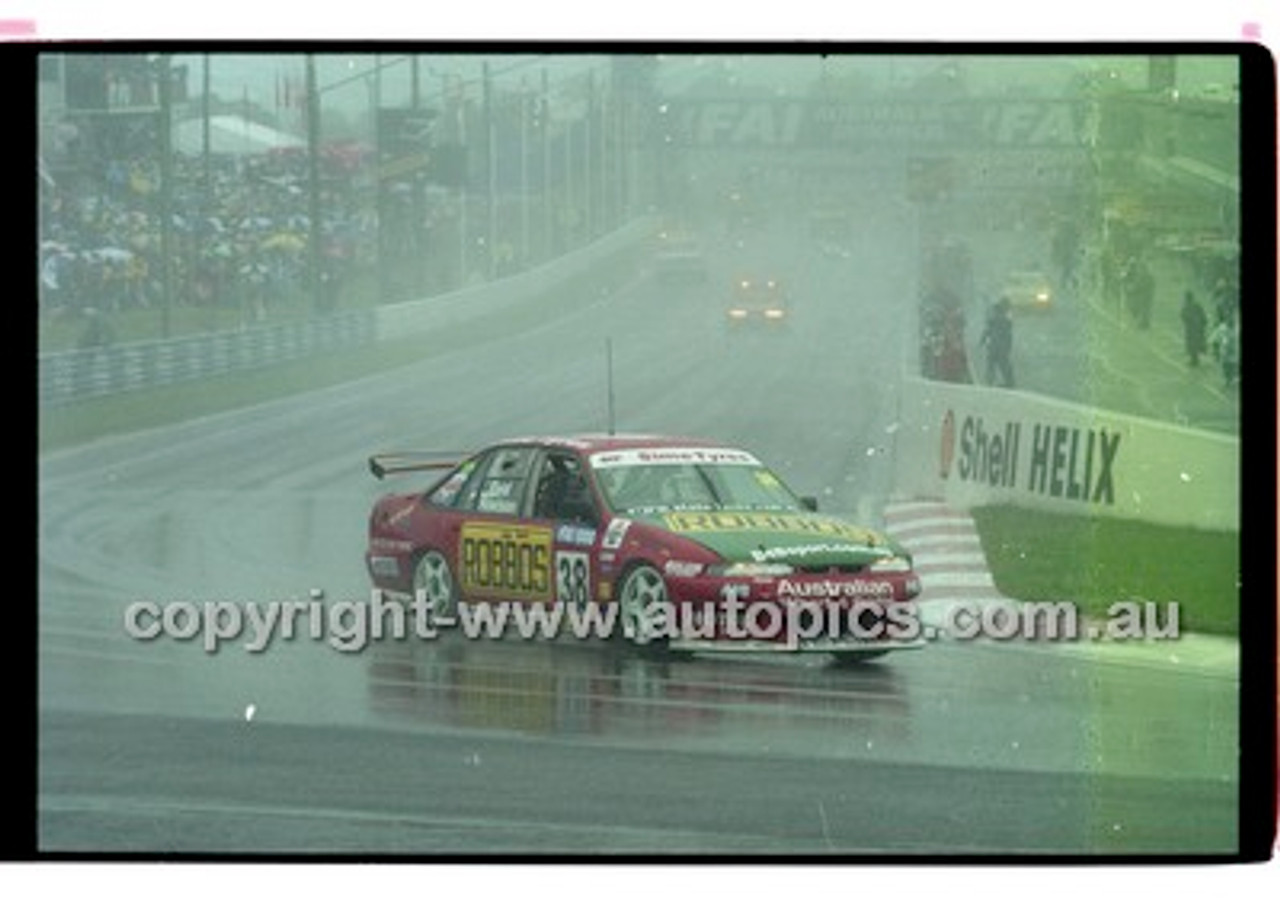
[38,217,656,408]
[38,311,376,407]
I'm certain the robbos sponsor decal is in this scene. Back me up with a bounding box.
[943,412,1121,506]
[665,511,880,542]
[461,523,552,600]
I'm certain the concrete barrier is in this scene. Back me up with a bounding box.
[38,311,376,407]
[894,376,1239,532]
[374,218,656,341]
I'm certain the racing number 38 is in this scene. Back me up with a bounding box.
[556,551,591,609]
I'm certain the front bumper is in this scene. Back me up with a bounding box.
[649,572,924,649]
[662,570,921,605]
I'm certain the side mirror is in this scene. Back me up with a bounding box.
[800,496,819,512]
[565,502,598,528]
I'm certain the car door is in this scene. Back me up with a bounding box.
[449,444,554,605]
[528,449,604,611]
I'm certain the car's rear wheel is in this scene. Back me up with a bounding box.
[412,549,457,620]
[617,563,670,648]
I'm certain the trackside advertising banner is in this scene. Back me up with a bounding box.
[895,377,1239,532]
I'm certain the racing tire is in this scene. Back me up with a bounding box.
[616,563,673,653]
[412,549,458,622]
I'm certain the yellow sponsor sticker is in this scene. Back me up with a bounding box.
[460,522,553,600]
[753,470,781,489]
[663,511,882,543]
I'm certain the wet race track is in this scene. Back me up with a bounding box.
[38,201,1240,855]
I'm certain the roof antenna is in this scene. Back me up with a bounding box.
[606,337,616,436]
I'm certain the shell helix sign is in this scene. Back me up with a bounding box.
[898,375,1236,530]
[939,409,1121,506]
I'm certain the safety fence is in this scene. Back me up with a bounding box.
[38,217,655,407]
[38,312,376,407]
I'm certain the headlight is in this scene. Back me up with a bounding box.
[868,555,912,573]
[764,308,785,319]
[728,308,748,319]
[706,562,795,577]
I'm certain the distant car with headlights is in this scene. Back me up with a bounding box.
[366,435,923,663]
[726,276,788,326]
[1001,270,1054,312]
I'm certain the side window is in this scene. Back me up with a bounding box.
[425,457,480,508]
[452,450,494,512]
[462,446,537,516]
[532,452,598,525]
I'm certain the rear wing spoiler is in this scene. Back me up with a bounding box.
[368,451,467,480]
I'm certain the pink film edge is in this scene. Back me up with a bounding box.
[0,19,36,36]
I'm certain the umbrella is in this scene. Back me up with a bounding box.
[261,233,305,252]
[94,247,134,262]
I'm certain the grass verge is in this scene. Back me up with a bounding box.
[970,504,1239,637]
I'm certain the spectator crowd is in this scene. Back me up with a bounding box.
[39,142,378,341]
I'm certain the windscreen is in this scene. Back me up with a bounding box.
[591,455,801,515]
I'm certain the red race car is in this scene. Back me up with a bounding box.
[365,434,924,662]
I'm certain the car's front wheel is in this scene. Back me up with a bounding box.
[617,563,671,648]
[412,549,458,621]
